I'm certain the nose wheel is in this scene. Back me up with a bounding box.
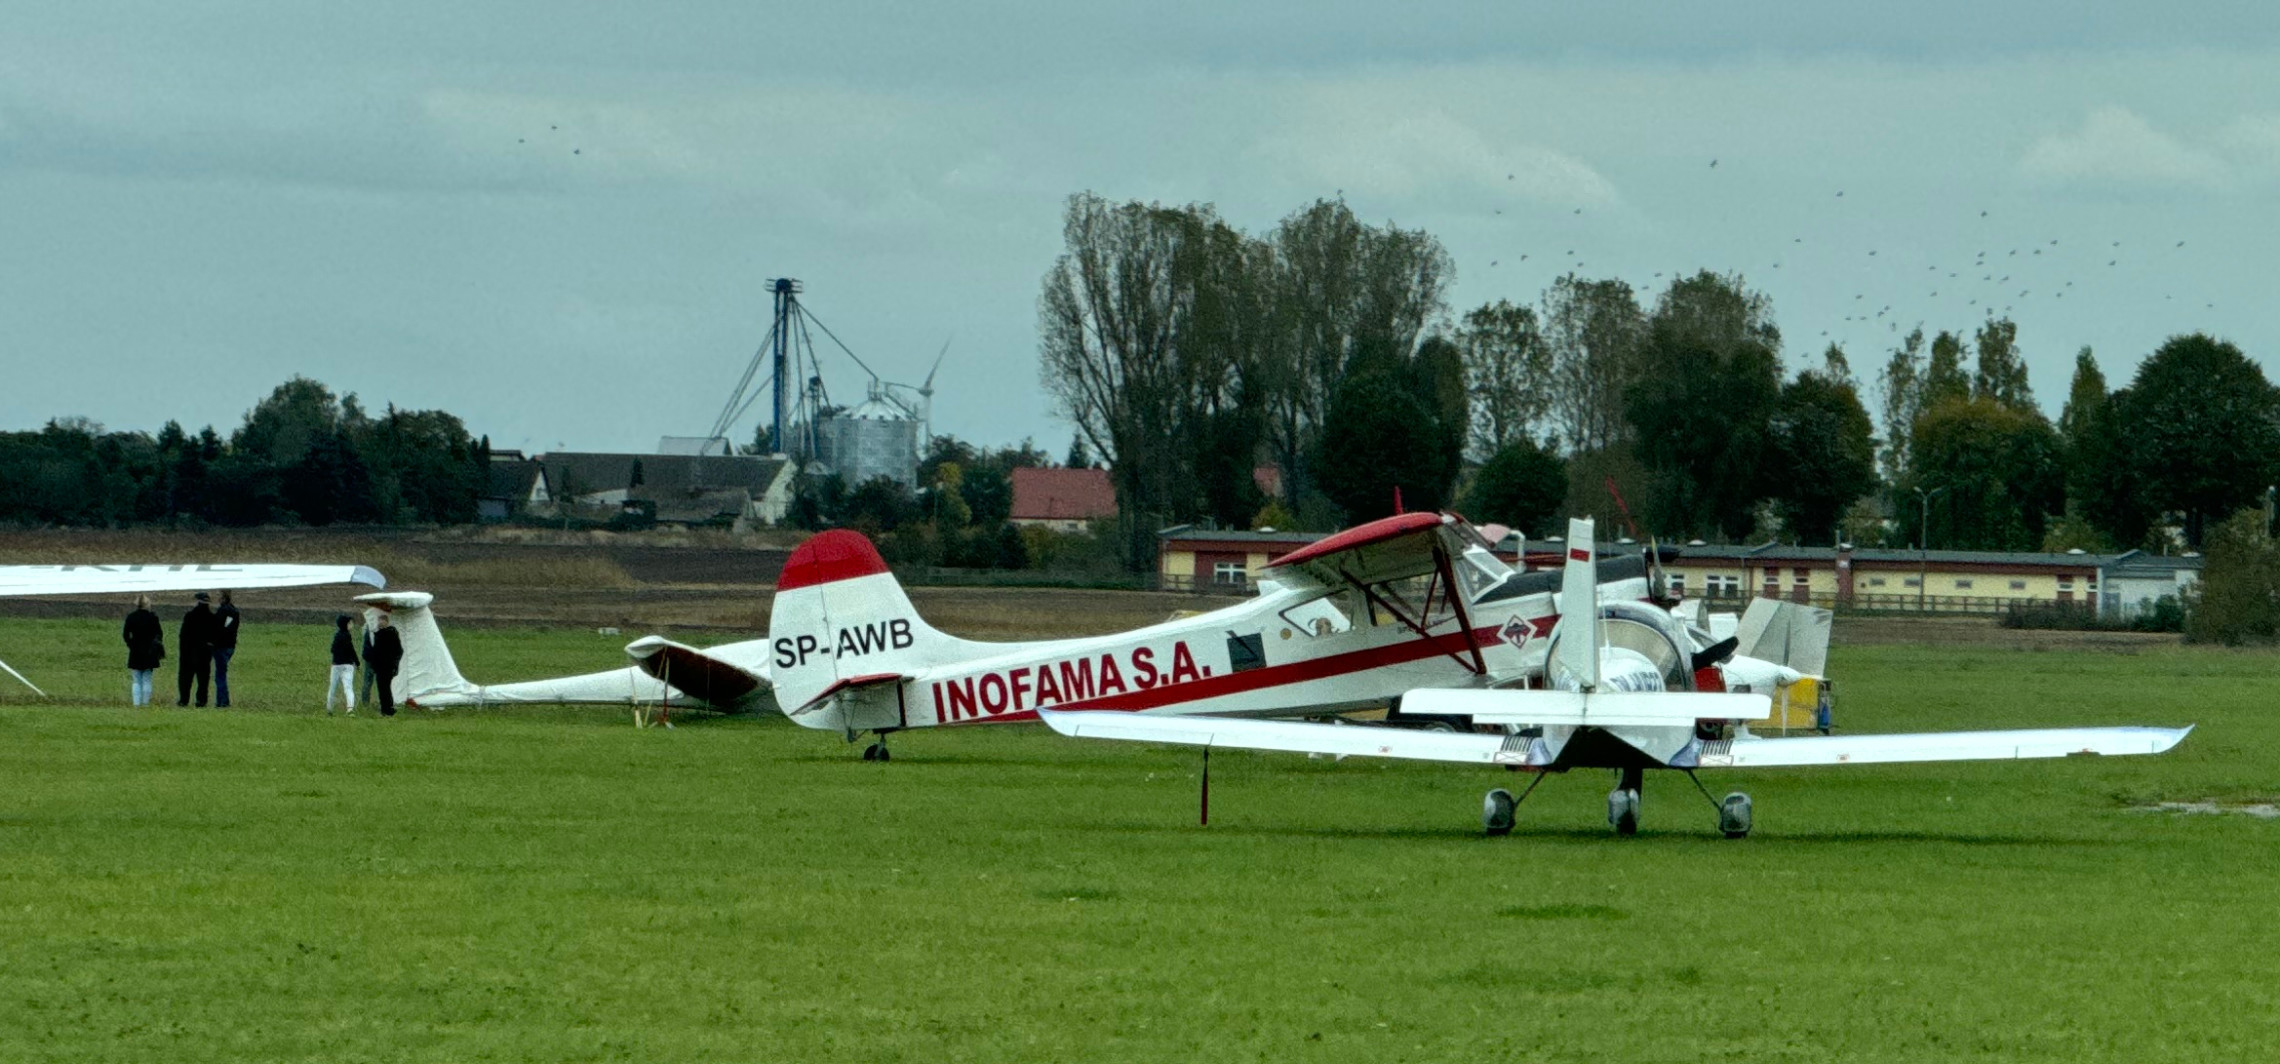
[1607,766,1644,835]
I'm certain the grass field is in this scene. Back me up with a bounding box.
[1,616,2275,1062]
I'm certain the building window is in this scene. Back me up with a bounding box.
[1212,562,1247,587]
[1668,573,1686,593]
[1706,574,1739,594]
[1867,577,1886,588]
[1793,569,1809,583]
[2009,580,2027,590]
[1955,579,1974,590]
[1903,577,1921,588]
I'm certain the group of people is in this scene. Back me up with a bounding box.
[120,590,239,707]
[119,594,404,715]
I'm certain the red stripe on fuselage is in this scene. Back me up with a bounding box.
[945,617,1550,725]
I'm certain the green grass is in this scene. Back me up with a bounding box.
[1,617,2275,1062]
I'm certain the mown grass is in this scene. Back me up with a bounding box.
[0,617,2275,1062]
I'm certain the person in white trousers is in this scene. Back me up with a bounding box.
[326,614,358,715]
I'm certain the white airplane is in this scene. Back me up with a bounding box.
[0,563,387,694]
[350,591,776,720]
[1038,518,2191,837]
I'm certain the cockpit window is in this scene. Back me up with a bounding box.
[1279,589,1357,638]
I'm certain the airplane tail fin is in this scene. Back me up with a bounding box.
[767,530,978,720]
[1736,598,1833,676]
[354,592,477,704]
[1552,517,1600,690]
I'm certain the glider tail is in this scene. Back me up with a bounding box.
[353,592,477,705]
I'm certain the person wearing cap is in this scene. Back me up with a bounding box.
[176,591,218,707]
[122,595,164,706]
[326,614,359,715]
[211,590,241,708]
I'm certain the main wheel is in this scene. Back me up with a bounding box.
[1608,788,1640,836]
[861,743,883,761]
[1719,792,1753,838]
[1482,788,1517,836]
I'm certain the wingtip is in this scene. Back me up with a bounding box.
[352,565,387,589]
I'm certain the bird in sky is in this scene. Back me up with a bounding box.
[1710,159,1718,168]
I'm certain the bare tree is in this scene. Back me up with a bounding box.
[1540,275,1646,454]
[1455,299,1552,459]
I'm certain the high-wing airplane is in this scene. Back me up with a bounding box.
[0,563,387,694]
[765,513,1825,758]
[1038,518,2190,838]
[352,591,776,722]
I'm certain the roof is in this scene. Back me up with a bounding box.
[483,459,544,500]
[1009,467,1117,521]
[541,452,789,498]
[1662,541,2178,572]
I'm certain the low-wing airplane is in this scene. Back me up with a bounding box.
[351,591,776,720]
[1038,518,2191,837]
[765,512,1826,758]
[0,563,387,694]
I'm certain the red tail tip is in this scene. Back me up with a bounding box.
[778,530,890,590]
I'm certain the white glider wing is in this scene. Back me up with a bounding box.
[0,564,385,596]
[1702,725,2193,767]
[1039,708,1527,765]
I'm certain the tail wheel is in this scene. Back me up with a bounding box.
[1482,788,1517,835]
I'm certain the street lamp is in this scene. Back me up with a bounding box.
[1913,486,1947,612]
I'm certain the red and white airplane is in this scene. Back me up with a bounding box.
[1039,518,2191,837]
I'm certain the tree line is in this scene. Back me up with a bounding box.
[0,377,487,528]
[1037,190,2272,559]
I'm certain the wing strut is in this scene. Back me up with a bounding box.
[1199,746,1211,827]
[0,656,46,697]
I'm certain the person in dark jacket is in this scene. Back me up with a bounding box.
[326,614,358,715]
[211,589,241,708]
[122,595,164,706]
[177,592,217,707]
[367,614,404,717]
[358,614,378,705]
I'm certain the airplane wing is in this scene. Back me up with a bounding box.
[625,636,773,704]
[1701,726,2193,767]
[1040,710,2191,769]
[0,564,385,596]
[1259,511,1460,593]
[1039,708,1528,764]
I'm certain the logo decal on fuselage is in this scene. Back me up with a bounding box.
[1499,614,1534,651]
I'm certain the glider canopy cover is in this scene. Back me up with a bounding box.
[0,564,386,597]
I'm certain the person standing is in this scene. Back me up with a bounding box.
[122,595,164,706]
[358,612,378,706]
[177,591,217,707]
[211,589,241,708]
[367,613,404,717]
[326,614,358,715]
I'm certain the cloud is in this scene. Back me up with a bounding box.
[2016,106,2230,189]
[1242,93,1620,211]
[2217,113,2280,177]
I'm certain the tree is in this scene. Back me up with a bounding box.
[1923,330,1971,409]
[2056,346,2110,521]
[1461,438,1567,536]
[1541,275,1646,454]
[1064,437,1092,469]
[1770,365,1878,545]
[1311,361,1461,522]
[1910,397,2063,551]
[1624,271,1782,540]
[1455,299,1552,459]
[1973,317,2033,411]
[2099,333,2280,547]
[1876,328,1927,486]
[2184,509,2280,645]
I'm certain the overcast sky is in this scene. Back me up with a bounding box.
[5,3,2275,456]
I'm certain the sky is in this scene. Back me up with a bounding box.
[4,2,2276,457]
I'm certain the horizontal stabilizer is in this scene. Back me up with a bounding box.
[625,636,771,707]
[1038,709,1528,765]
[1401,688,1773,725]
[1703,725,2193,767]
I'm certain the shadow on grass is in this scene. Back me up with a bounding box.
[1077,820,2105,848]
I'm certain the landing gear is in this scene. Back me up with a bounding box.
[1607,766,1644,835]
[861,735,892,762]
[1718,793,1753,838]
[1483,789,1516,835]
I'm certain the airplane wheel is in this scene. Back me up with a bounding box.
[1719,792,1752,838]
[1482,788,1516,836]
[1609,789,1640,836]
[861,743,885,761]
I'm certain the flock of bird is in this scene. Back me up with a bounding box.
[1475,160,2214,354]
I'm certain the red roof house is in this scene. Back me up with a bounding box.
[1009,468,1118,531]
